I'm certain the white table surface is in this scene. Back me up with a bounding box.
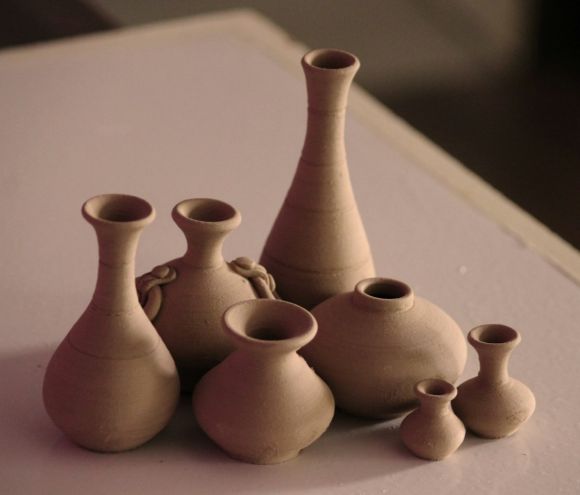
[1,9,579,495]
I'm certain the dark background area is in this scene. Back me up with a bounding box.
[1,0,578,248]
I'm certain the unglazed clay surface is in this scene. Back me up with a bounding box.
[400,379,465,461]
[140,198,258,391]
[302,278,467,419]
[453,324,536,438]
[260,48,375,309]
[43,194,180,452]
[193,299,335,464]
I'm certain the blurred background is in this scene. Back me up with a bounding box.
[1,0,578,248]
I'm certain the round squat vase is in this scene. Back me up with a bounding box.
[400,379,465,461]
[260,48,375,309]
[43,194,180,452]
[193,299,335,464]
[138,198,268,391]
[301,277,467,419]
[453,324,536,438]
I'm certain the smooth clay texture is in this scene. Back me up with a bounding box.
[453,324,536,438]
[400,379,465,461]
[193,299,335,464]
[302,277,467,419]
[139,198,259,391]
[260,48,375,309]
[43,194,180,452]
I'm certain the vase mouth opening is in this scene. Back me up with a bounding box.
[303,48,359,71]
[353,278,414,312]
[223,299,316,351]
[82,194,154,225]
[469,324,520,347]
[362,279,411,300]
[415,379,456,400]
[173,198,240,228]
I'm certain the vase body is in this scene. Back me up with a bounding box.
[301,278,467,419]
[43,194,180,452]
[140,198,259,391]
[193,299,335,464]
[260,48,375,309]
[400,379,465,461]
[453,324,535,438]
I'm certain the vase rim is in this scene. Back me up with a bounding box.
[302,48,360,72]
[172,198,241,231]
[468,324,521,349]
[353,277,414,312]
[415,378,457,402]
[82,193,155,228]
[223,299,317,352]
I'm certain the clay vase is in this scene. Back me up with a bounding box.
[400,379,465,461]
[193,299,335,464]
[301,277,467,419]
[137,198,273,391]
[453,324,536,438]
[260,48,375,309]
[43,194,180,452]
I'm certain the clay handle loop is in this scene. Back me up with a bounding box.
[230,257,279,300]
[136,264,177,320]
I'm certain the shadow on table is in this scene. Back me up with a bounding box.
[0,347,425,492]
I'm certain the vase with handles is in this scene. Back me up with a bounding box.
[137,198,276,391]
[301,277,467,419]
[43,194,180,452]
[193,299,335,464]
[260,48,375,309]
[453,324,536,438]
[400,379,465,461]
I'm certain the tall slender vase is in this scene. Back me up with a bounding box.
[193,299,335,464]
[453,324,536,438]
[138,198,271,391]
[400,379,465,461]
[43,194,180,452]
[260,48,375,309]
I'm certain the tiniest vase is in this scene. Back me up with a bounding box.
[453,324,536,438]
[301,277,467,419]
[260,48,375,309]
[400,379,465,461]
[43,194,180,452]
[138,198,274,391]
[193,299,335,464]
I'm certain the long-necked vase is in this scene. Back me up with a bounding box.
[260,48,375,309]
[43,194,180,452]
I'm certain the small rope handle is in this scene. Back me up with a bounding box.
[136,264,177,320]
[230,256,279,300]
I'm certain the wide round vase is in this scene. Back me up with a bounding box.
[138,198,262,391]
[43,194,180,452]
[260,48,375,309]
[453,324,535,438]
[193,299,335,464]
[301,277,467,419]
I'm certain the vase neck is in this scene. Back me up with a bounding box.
[300,49,359,167]
[415,379,457,417]
[181,227,229,268]
[476,348,513,385]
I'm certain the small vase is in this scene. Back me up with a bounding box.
[301,277,467,419]
[260,48,375,309]
[137,198,275,391]
[400,379,465,461]
[43,194,180,452]
[192,299,335,464]
[453,324,536,438]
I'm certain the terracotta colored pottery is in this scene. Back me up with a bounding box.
[43,194,180,452]
[400,379,465,461]
[193,299,335,464]
[301,277,467,419]
[137,198,275,391]
[260,48,375,309]
[453,324,536,438]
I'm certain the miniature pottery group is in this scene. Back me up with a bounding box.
[43,48,534,463]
